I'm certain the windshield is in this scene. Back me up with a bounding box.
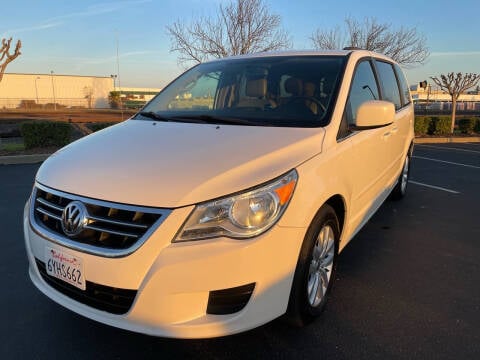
[138,55,346,127]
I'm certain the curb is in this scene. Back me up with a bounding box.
[414,136,480,144]
[0,153,51,165]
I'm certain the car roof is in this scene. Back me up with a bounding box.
[204,49,397,65]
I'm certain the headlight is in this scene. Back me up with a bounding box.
[174,169,298,242]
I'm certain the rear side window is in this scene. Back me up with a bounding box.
[375,61,402,110]
[394,64,411,106]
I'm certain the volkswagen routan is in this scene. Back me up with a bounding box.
[24,49,414,338]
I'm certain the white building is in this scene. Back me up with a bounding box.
[115,87,161,109]
[410,83,480,111]
[0,73,161,110]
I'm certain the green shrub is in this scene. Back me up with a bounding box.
[20,121,71,149]
[458,118,476,134]
[89,122,117,132]
[109,91,121,109]
[475,119,480,133]
[429,116,452,135]
[414,117,430,136]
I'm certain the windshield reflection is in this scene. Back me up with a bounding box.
[139,55,346,127]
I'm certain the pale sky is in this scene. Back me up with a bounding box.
[2,0,479,88]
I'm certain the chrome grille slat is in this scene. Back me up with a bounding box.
[35,207,62,221]
[84,224,139,239]
[36,197,64,212]
[88,214,149,229]
[30,183,172,258]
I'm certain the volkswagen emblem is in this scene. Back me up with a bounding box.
[61,201,88,237]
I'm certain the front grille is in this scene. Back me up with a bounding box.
[36,259,136,315]
[31,184,171,257]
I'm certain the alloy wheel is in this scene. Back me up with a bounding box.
[307,225,335,307]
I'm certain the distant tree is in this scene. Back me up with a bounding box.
[430,72,480,133]
[311,17,429,66]
[166,0,291,67]
[108,91,121,109]
[0,37,22,82]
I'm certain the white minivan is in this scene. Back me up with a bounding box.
[24,50,414,338]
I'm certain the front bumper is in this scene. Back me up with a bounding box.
[24,201,305,338]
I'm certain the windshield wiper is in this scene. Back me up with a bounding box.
[173,114,258,126]
[137,111,172,122]
[138,112,262,126]
[138,111,210,124]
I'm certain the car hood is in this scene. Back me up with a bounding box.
[36,120,324,208]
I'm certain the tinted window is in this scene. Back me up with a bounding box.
[139,56,346,128]
[394,64,411,106]
[376,61,402,110]
[345,60,379,125]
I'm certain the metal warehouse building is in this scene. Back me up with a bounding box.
[0,73,160,110]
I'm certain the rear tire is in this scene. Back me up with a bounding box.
[390,153,410,200]
[286,204,339,326]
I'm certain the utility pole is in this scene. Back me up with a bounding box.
[34,76,40,105]
[116,31,123,120]
[50,71,56,110]
[110,74,118,109]
[110,74,117,92]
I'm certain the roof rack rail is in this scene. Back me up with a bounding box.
[343,47,363,51]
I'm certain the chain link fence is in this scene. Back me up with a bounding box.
[0,98,148,111]
[0,98,111,110]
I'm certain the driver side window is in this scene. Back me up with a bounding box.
[338,60,380,139]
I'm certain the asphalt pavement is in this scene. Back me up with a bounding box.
[1,143,479,359]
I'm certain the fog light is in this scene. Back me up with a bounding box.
[206,283,256,315]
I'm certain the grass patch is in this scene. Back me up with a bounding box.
[0,142,25,152]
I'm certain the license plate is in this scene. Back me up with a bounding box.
[45,247,85,290]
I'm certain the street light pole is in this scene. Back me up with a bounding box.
[110,74,117,92]
[34,76,40,105]
[115,31,123,120]
[50,71,56,110]
[110,74,118,109]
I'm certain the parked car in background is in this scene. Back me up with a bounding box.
[24,49,414,338]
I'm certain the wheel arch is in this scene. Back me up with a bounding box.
[324,194,346,237]
[408,140,414,157]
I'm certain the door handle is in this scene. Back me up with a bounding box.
[391,126,398,133]
[383,131,391,138]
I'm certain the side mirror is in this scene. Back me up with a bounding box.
[355,100,395,129]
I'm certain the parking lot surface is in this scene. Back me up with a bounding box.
[1,143,479,359]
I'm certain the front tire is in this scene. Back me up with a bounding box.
[286,204,339,326]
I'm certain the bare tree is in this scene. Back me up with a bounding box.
[430,72,480,133]
[0,37,22,82]
[83,86,94,109]
[311,17,429,66]
[167,0,291,67]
